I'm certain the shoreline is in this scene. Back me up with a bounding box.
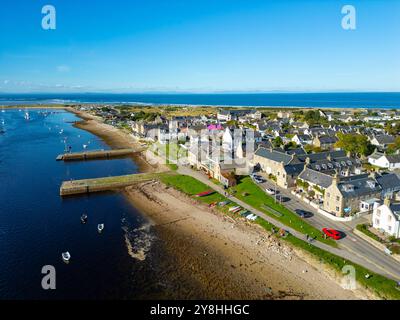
[66,107,161,174]
[124,181,373,299]
[3,105,378,299]
[1,103,398,111]
[63,107,370,299]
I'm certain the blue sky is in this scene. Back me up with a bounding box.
[0,0,399,93]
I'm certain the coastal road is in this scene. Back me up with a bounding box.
[257,176,400,281]
[178,166,400,281]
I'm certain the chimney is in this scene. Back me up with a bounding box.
[327,154,332,161]
[333,171,340,184]
[305,157,311,165]
[369,171,377,179]
[384,196,392,207]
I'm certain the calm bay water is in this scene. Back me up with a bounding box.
[0,92,400,108]
[0,109,153,299]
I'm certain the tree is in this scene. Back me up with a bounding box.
[284,141,298,151]
[273,136,283,148]
[335,133,374,157]
[304,110,321,125]
[385,121,400,136]
[387,137,400,155]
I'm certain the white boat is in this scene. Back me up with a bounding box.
[97,224,105,233]
[24,112,30,120]
[62,252,71,263]
[81,214,88,224]
[83,144,88,149]
[1,109,5,113]
[246,214,258,221]
[59,129,64,134]
[229,206,241,212]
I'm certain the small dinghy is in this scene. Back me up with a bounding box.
[83,144,88,149]
[97,224,105,233]
[62,252,71,263]
[81,214,88,224]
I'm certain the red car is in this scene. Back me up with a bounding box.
[322,228,342,240]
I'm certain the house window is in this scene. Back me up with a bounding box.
[388,226,392,232]
[327,192,330,198]
[388,215,392,222]
[376,209,381,217]
[336,206,340,212]
[336,196,340,202]
[375,219,380,225]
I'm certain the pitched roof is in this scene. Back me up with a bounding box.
[374,134,395,145]
[254,147,294,165]
[337,174,382,198]
[298,168,333,188]
[376,173,400,191]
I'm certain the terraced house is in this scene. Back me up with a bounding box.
[324,173,382,217]
[253,148,362,189]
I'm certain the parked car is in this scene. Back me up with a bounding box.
[295,209,312,218]
[276,195,289,203]
[322,228,342,240]
[265,188,275,195]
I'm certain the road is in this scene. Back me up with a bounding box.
[178,166,400,281]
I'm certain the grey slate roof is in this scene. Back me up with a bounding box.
[298,168,333,188]
[376,173,400,191]
[374,134,395,145]
[389,204,400,219]
[317,135,338,144]
[284,163,305,175]
[387,154,400,163]
[254,147,293,165]
[338,174,382,198]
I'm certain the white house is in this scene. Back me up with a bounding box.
[368,151,400,171]
[372,198,400,238]
[292,134,313,146]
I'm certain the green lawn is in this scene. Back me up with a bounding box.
[231,177,336,246]
[356,224,385,243]
[160,174,246,217]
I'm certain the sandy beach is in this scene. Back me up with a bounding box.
[124,181,373,300]
[67,107,163,173]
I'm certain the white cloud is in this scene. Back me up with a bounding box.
[56,65,71,73]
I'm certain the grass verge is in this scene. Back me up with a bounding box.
[232,177,336,246]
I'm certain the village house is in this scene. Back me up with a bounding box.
[292,134,313,146]
[323,173,382,217]
[254,148,362,189]
[372,197,400,238]
[217,109,262,122]
[312,135,338,150]
[369,134,396,150]
[368,151,400,171]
